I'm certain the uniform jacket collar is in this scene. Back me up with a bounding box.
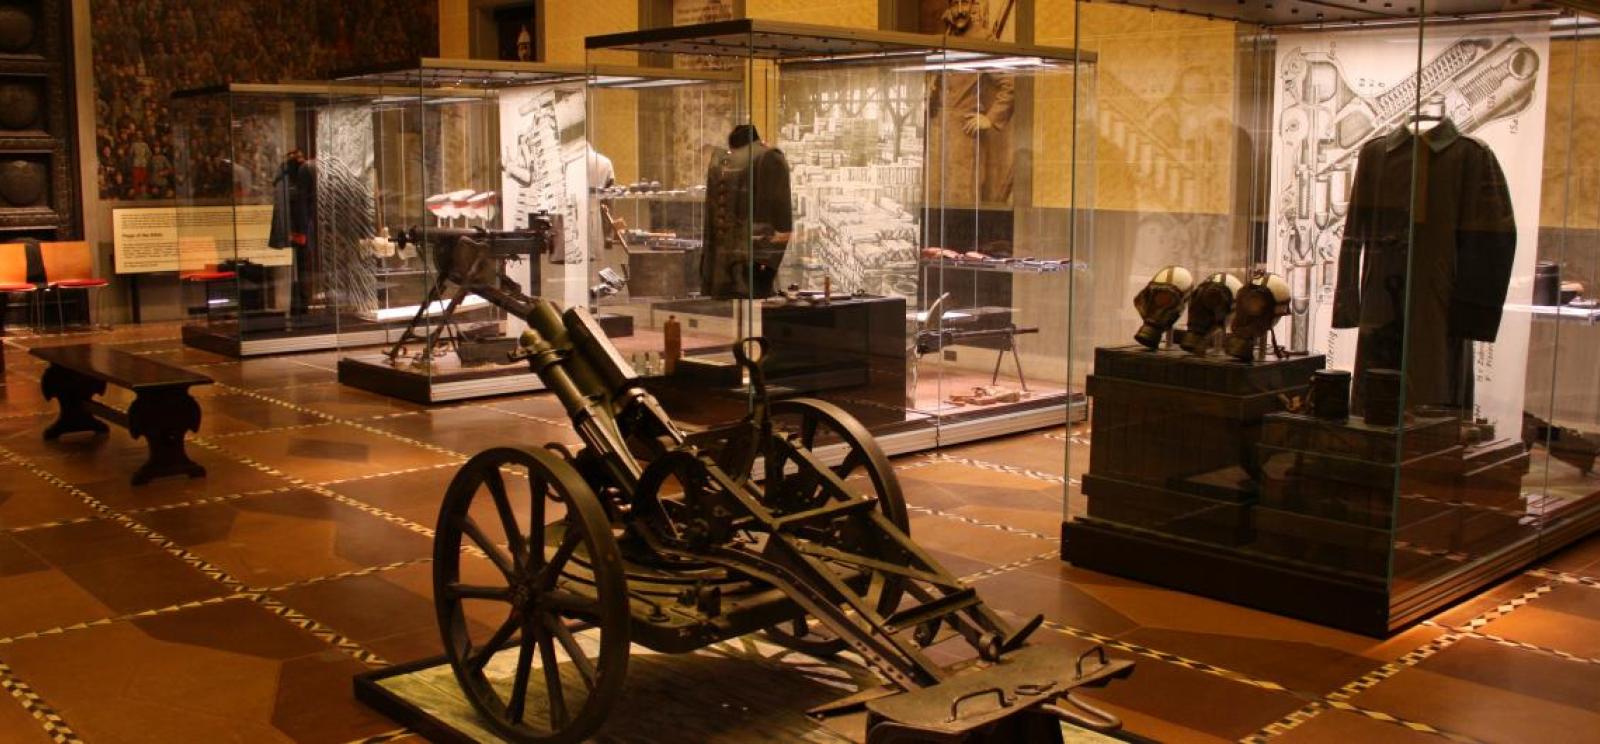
[1383,117,1462,153]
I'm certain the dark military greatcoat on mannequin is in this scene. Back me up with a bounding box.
[1332,119,1517,416]
[269,155,319,315]
[701,129,793,300]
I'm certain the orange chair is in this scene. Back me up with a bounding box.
[0,242,37,333]
[39,241,109,331]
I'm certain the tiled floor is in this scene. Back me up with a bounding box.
[0,323,1596,744]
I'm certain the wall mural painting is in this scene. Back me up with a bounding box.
[919,0,1017,209]
[90,0,437,201]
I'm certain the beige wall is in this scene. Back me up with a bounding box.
[1542,37,1600,231]
[746,0,876,27]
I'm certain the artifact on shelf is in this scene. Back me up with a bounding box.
[588,266,627,304]
[1223,272,1291,362]
[662,314,681,374]
[1178,272,1243,355]
[949,385,1026,407]
[1307,369,1353,421]
[1132,265,1194,350]
[1363,368,1404,426]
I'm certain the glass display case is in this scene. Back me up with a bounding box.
[327,59,734,403]
[172,83,355,356]
[585,20,1091,451]
[1062,0,1600,635]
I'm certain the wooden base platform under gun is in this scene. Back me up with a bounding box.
[413,214,1133,742]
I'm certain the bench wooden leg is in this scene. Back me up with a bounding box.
[40,364,109,440]
[126,389,205,486]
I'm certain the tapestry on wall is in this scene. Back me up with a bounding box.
[90,0,437,202]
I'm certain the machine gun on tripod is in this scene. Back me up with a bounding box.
[383,212,563,365]
[427,286,1135,742]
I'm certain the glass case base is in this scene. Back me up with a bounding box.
[337,354,544,404]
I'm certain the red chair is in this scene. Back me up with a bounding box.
[0,242,38,333]
[40,241,109,331]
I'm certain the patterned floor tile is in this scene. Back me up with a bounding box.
[0,461,98,529]
[132,488,433,588]
[199,391,329,437]
[0,523,226,640]
[0,598,395,742]
[1348,637,1600,743]
[906,512,1055,568]
[0,689,57,744]
[1270,708,1442,744]
[269,557,505,667]
[263,381,426,420]
[207,423,458,483]
[1073,651,1307,742]
[1474,582,1600,659]
[361,405,580,455]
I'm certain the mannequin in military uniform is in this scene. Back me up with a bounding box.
[269,148,319,316]
[701,124,793,299]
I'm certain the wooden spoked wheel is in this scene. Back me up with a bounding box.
[761,398,909,656]
[434,447,630,744]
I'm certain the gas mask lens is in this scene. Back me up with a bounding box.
[1224,272,1291,361]
[1179,272,1242,355]
[1133,266,1195,349]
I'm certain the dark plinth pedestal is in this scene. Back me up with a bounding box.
[1254,413,1461,577]
[1068,346,1552,635]
[665,296,909,429]
[1080,346,1324,545]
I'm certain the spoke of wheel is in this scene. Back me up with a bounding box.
[539,630,568,729]
[527,471,548,574]
[833,447,865,479]
[486,468,526,569]
[469,611,522,672]
[446,582,513,602]
[800,413,820,449]
[506,626,537,724]
[544,589,603,617]
[459,515,516,579]
[534,528,583,589]
[545,613,596,692]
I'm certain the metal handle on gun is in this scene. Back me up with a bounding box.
[1043,693,1123,732]
[946,687,1010,723]
[732,337,770,403]
[1075,645,1110,678]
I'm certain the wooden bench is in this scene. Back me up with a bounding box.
[31,344,212,485]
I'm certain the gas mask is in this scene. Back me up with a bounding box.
[1178,272,1243,355]
[1224,272,1291,361]
[1132,266,1195,349]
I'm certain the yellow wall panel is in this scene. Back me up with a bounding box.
[746,0,876,28]
[1542,37,1600,230]
[1037,4,1241,216]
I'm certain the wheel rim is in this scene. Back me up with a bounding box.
[435,447,630,744]
[761,399,908,654]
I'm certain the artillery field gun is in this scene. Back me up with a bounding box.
[423,217,1132,743]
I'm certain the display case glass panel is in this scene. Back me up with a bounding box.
[172,84,348,357]
[327,60,591,403]
[585,20,1093,448]
[1063,0,1600,635]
